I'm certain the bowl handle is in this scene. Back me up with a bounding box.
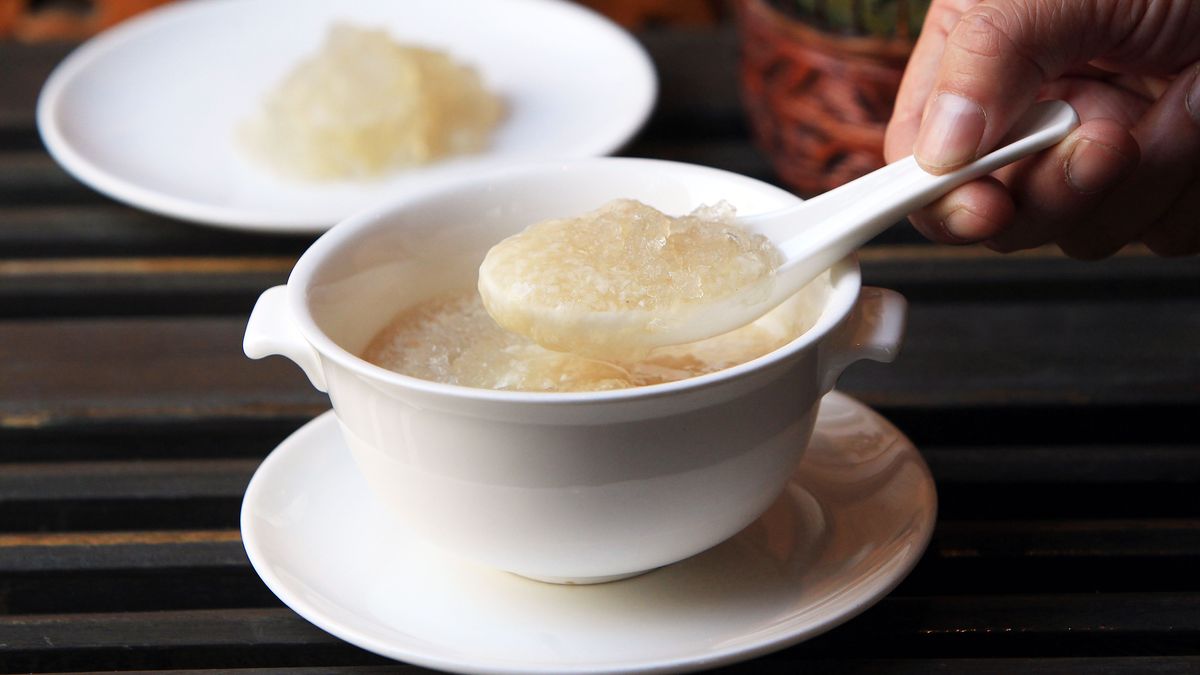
[244,285,328,392]
[818,287,907,393]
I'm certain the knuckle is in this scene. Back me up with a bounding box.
[926,0,972,36]
[946,1,1051,79]
[948,5,1014,60]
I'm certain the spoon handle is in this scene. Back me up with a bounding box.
[769,100,1079,276]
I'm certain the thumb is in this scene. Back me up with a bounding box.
[913,0,1130,173]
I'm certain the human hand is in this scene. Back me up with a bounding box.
[884,0,1200,258]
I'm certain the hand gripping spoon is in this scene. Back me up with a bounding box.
[479,100,1079,357]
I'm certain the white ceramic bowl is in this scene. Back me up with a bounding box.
[244,158,906,583]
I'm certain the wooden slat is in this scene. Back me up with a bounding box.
[0,608,390,671]
[0,257,295,275]
[0,531,272,615]
[0,153,101,205]
[0,256,292,318]
[0,530,244,572]
[0,317,327,430]
[0,459,258,500]
[0,459,259,532]
[0,206,316,258]
[0,609,332,650]
[0,526,267,615]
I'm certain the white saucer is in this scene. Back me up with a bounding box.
[37,0,656,233]
[241,392,935,674]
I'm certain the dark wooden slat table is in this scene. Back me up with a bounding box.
[2,25,1199,675]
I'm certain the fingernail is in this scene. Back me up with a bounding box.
[1187,65,1200,125]
[937,207,977,243]
[915,93,986,170]
[1065,139,1130,194]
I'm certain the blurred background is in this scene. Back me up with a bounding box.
[0,0,930,197]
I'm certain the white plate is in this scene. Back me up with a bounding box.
[241,392,936,674]
[37,0,656,233]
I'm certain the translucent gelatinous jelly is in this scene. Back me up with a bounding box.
[362,284,823,393]
[477,199,783,356]
[239,23,504,180]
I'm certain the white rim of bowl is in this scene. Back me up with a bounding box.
[287,158,862,404]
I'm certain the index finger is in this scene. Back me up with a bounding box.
[884,0,973,162]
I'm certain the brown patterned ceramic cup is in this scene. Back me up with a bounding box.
[737,0,925,196]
